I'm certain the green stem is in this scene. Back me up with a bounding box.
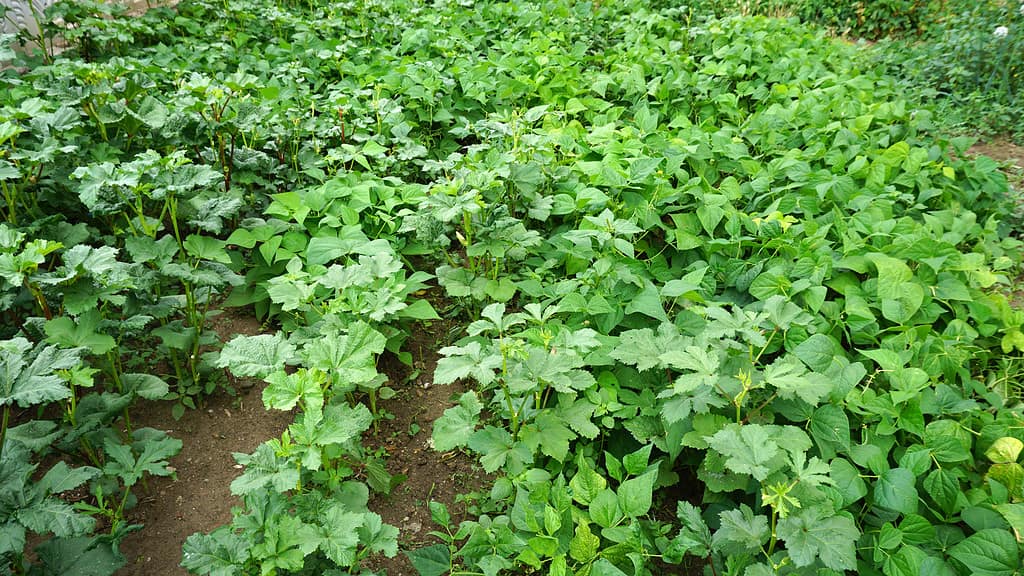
[751,330,777,364]
[369,389,379,433]
[0,404,10,463]
[106,350,124,393]
[25,281,52,320]
[498,335,518,436]
[1,180,16,224]
[79,436,101,468]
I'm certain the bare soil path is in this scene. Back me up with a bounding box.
[115,312,294,576]
[115,301,480,576]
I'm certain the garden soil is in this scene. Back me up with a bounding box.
[115,306,480,576]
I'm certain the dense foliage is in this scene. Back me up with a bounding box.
[875,0,1024,137]
[708,0,1024,136]
[0,0,1022,575]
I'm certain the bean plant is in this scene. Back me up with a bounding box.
[1,0,1022,575]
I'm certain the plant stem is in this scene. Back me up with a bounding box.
[0,404,10,463]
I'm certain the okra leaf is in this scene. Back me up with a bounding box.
[16,498,95,538]
[357,512,399,557]
[217,333,297,379]
[31,536,125,576]
[0,521,25,556]
[181,528,249,576]
[0,338,81,408]
[38,461,100,496]
[262,369,322,411]
[776,507,858,570]
[431,391,482,452]
[712,504,770,555]
[434,341,502,386]
[318,503,364,566]
[468,426,533,474]
[230,444,300,495]
[43,312,116,355]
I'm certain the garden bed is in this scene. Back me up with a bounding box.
[1,1,1023,575]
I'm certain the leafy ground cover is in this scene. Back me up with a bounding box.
[1,0,1024,575]
[711,0,1024,139]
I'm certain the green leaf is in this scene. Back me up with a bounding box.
[398,298,441,320]
[431,391,482,452]
[32,536,125,576]
[622,445,653,476]
[44,312,116,355]
[794,334,838,372]
[16,498,94,538]
[874,467,918,515]
[706,424,780,481]
[125,235,178,265]
[290,403,372,453]
[357,512,399,557]
[988,463,1024,501]
[880,283,924,324]
[901,440,933,473]
[569,521,600,563]
[188,196,243,235]
[868,253,912,299]
[181,529,249,575]
[251,515,319,573]
[590,558,628,576]
[318,503,364,566]
[102,433,181,487]
[666,502,712,560]
[216,334,296,379]
[884,544,928,576]
[570,455,607,506]
[435,342,502,386]
[303,322,386,387]
[589,489,622,528]
[777,507,858,570]
[38,461,100,495]
[132,96,169,129]
[924,468,962,515]
[121,373,170,400]
[623,281,669,322]
[262,369,322,411]
[764,356,832,405]
[0,521,25,557]
[810,404,851,458]
[484,277,517,302]
[429,502,451,528]
[230,444,300,495]
[899,514,936,546]
[521,413,575,461]
[0,338,80,408]
[948,529,1019,576]
[830,458,868,505]
[992,503,1024,544]
[468,426,532,474]
[610,324,681,371]
[406,544,451,576]
[618,471,656,517]
[183,234,232,264]
[7,420,61,452]
[558,398,600,440]
[986,437,1024,464]
[712,504,769,555]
